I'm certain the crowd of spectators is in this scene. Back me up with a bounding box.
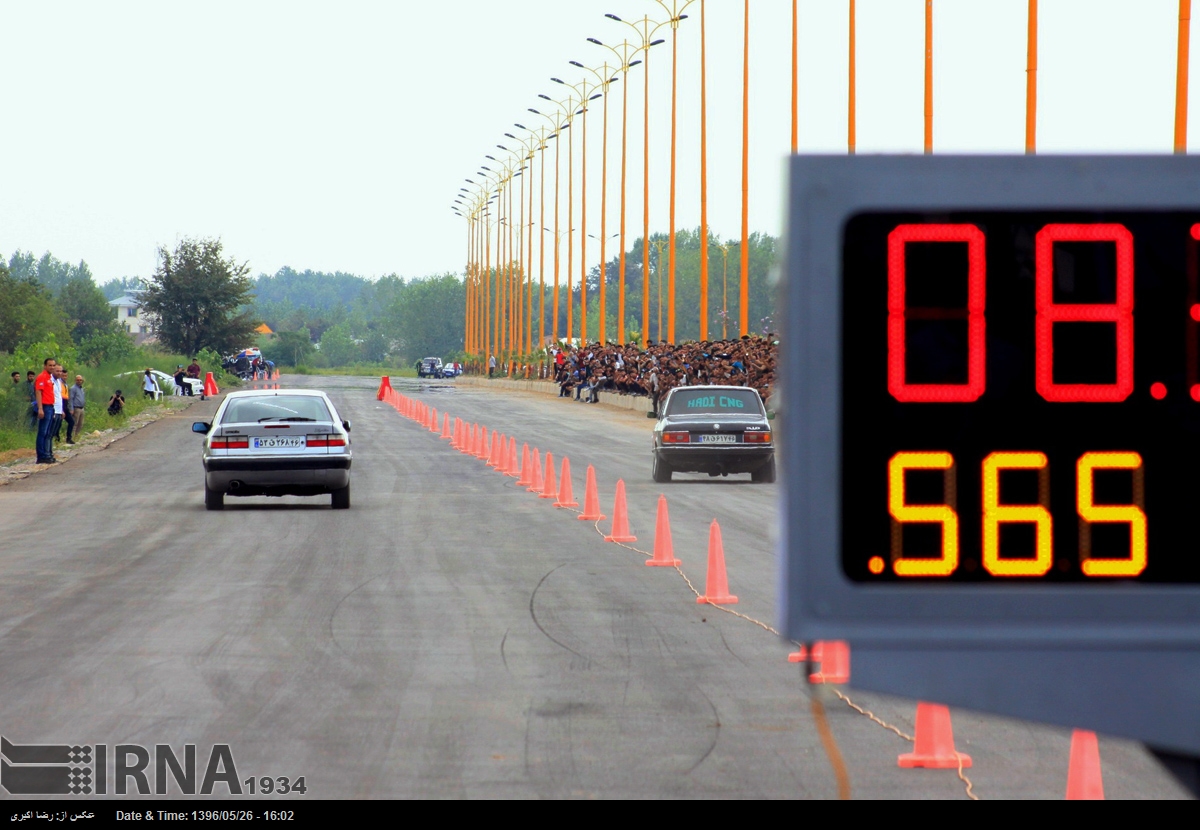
[549,335,778,415]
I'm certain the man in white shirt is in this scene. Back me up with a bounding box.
[51,365,67,446]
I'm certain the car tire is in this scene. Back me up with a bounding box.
[204,484,224,511]
[332,483,351,510]
[652,454,673,483]
[751,457,777,484]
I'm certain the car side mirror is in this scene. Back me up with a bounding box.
[342,420,352,433]
[192,422,211,435]
[767,411,776,420]
[646,411,658,419]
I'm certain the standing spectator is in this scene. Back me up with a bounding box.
[69,375,86,443]
[34,357,57,464]
[142,369,157,400]
[52,365,69,446]
[25,370,37,430]
[9,371,19,387]
[488,354,497,378]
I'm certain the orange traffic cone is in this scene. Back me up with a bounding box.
[476,427,490,460]
[497,434,511,472]
[429,407,439,432]
[505,437,521,477]
[577,465,606,521]
[441,413,452,440]
[1066,730,1104,800]
[517,444,534,487]
[646,495,680,566]
[527,448,544,493]
[202,372,219,397]
[604,479,637,542]
[697,520,738,604]
[376,376,393,400]
[807,642,849,683]
[898,703,972,769]
[554,457,578,508]
[539,452,558,498]
[467,424,478,455]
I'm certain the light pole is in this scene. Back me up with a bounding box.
[514,123,554,351]
[529,97,578,344]
[739,0,750,337]
[652,0,696,344]
[590,34,649,345]
[570,60,619,345]
[716,241,730,340]
[652,239,668,343]
[553,73,608,345]
[607,13,669,349]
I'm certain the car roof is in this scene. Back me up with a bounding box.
[666,385,762,395]
[222,389,330,399]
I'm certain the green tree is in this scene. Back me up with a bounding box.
[58,276,119,341]
[0,265,73,353]
[317,323,358,366]
[384,274,464,362]
[139,237,258,356]
[276,328,315,367]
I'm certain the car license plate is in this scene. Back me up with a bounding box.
[698,434,737,444]
[253,437,306,449]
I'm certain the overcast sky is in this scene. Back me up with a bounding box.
[0,1,1192,284]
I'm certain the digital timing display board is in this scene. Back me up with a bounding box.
[780,157,1200,755]
[843,212,1200,585]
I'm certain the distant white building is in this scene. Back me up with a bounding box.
[109,294,156,344]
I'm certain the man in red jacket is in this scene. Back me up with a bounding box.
[33,357,58,463]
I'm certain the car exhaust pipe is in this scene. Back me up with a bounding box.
[229,481,243,490]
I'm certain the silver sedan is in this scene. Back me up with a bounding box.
[192,389,353,510]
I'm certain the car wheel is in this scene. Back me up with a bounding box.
[652,454,673,483]
[751,457,777,484]
[332,483,351,510]
[204,484,224,510]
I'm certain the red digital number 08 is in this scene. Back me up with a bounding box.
[1035,224,1135,402]
[888,224,987,402]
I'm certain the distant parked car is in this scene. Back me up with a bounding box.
[442,361,461,378]
[418,357,443,378]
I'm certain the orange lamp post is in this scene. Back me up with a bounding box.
[606,13,669,348]
[1026,0,1038,154]
[739,0,750,337]
[849,0,856,154]
[1177,0,1192,153]
[924,0,933,155]
[529,97,578,344]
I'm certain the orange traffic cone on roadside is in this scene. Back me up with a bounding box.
[488,432,504,467]
[554,457,578,508]
[646,496,681,566]
[517,444,534,487]
[505,437,520,476]
[377,376,392,401]
[429,407,439,432]
[1065,730,1104,800]
[441,413,452,440]
[539,452,558,498]
[577,465,606,521]
[898,703,972,769]
[527,448,544,493]
[807,641,849,683]
[697,520,738,604]
[604,480,637,542]
[202,372,219,397]
[468,424,479,455]
[476,427,490,460]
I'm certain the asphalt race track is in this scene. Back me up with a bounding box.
[0,374,1189,799]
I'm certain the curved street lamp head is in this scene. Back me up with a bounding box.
[551,77,565,85]
[606,13,622,21]
[485,155,497,161]
[538,94,552,101]
[569,60,584,68]
[651,38,666,46]
[514,123,527,130]
[587,37,603,46]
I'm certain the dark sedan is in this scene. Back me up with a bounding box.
[649,386,775,483]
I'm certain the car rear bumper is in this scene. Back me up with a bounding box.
[655,445,772,474]
[204,455,351,495]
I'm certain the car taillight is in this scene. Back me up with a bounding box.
[307,436,347,448]
[662,431,690,444]
[211,438,249,449]
[743,431,772,444]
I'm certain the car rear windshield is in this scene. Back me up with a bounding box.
[221,396,332,424]
[667,389,762,415]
